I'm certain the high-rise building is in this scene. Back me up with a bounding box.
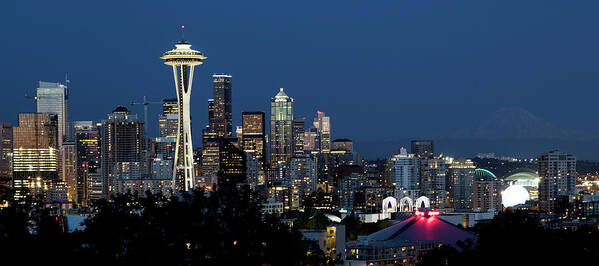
[212,74,233,138]
[313,111,331,153]
[332,139,353,153]
[100,106,145,198]
[246,154,260,188]
[292,118,306,156]
[447,158,476,210]
[386,147,419,192]
[218,138,246,185]
[303,128,318,152]
[473,169,502,212]
[61,141,77,202]
[12,113,59,201]
[236,126,243,140]
[538,150,577,213]
[289,154,318,203]
[0,123,12,198]
[73,121,100,206]
[270,88,294,167]
[339,173,366,209]
[161,33,206,191]
[157,100,178,161]
[419,157,449,208]
[154,137,176,161]
[158,114,178,138]
[202,99,218,147]
[241,111,266,170]
[36,81,69,145]
[411,140,434,159]
[162,98,178,115]
[200,140,220,177]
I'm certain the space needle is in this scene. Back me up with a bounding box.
[161,25,206,191]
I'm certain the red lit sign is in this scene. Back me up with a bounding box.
[414,209,440,217]
[427,210,440,216]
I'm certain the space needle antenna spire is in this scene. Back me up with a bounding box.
[181,25,185,42]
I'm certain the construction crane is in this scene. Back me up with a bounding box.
[130,96,162,135]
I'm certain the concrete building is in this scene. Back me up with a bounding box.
[410,140,433,159]
[332,139,353,153]
[201,140,220,177]
[538,150,577,213]
[419,157,449,208]
[73,121,100,206]
[100,106,145,198]
[61,141,77,202]
[292,118,306,156]
[288,154,318,206]
[218,138,246,185]
[211,74,233,137]
[387,147,419,192]
[313,111,331,153]
[151,157,173,180]
[301,225,346,260]
[339,173,367,209]
[241,111,266,171]
[0,123,12,200]
[447,158,476,210]
[472,169,502,212]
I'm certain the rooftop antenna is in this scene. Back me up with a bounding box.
[181,25,185,42]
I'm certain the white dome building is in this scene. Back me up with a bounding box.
[502,184,530,207]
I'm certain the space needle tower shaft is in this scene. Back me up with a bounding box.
[160,26,207,191]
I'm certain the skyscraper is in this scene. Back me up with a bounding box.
[36,81,69,145]
[473,169,502,212]
[162,98,178,115]
[419,157,449,208]
[0,123,12,199]
[212,74,233,138]
[100,106,145,198]
[447,158,476,210]
[61,141,77,202]
[292,118,306,156]
[161,30,206,191]
[386,147,419,192]
[202,99,218,147]
[313,111,331,152]
[288,154,318,201]
[303,128,318,152]
[218,138,246,185]
[159,114,178,138]
[332,139,353,153]
[270,88,293,167]
[12,113,59,201]
[411,140,434,159]
[73,121,100,206]
[538,150,577,213]
[157,99,178,161]
[242,111,266,170]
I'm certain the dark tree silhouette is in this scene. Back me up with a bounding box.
[0,182,326,265]
[419,210,599,265]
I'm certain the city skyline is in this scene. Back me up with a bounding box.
[3,2,599,264]
[3,1,599,159]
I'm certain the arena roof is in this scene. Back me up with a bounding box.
[368,212,477,249]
